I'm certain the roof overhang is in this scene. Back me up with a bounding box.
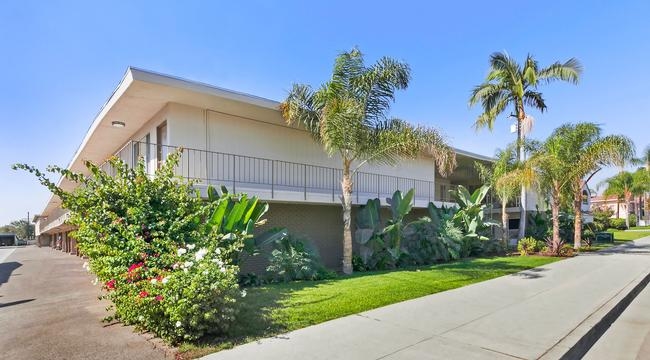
[40,67,286,217]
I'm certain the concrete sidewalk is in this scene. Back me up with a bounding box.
[0,247,171,360]
[585,272,650,359]
[204,237,650,360]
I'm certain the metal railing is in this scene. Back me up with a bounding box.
[101,140,438,205]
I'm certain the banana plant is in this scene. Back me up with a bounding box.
[449,185,497,241]
[384,189,415,262]
[354,198,383,265]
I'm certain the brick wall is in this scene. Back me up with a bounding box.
[241,202,344,274]
[241,202,430,275]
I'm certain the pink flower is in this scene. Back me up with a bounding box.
[155,295,163,302]
[138,291,149,298]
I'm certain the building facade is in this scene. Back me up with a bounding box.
[35,68,538,270]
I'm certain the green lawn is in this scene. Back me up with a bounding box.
[630,225,650,230]
[179,256,560,358]
[606,229,650,241]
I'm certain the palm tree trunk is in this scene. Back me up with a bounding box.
[625,196,631,229]
[516,111,527,240]
[501,200,509,246]
[551,185,561,252]
[341,161,353,275]
[573,187,582,250]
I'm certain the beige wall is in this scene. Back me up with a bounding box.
[159,104,436,181]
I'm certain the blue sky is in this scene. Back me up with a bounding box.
[1,1,649,225]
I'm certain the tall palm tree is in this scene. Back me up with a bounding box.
[549,123,634,249]
[469,52,582,240]
[281,48,456,274]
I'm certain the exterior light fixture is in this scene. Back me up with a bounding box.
[112,121,126,128]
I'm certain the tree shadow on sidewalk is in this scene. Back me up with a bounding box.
[0,262,22,288]
[0,298,35,308]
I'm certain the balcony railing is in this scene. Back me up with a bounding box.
[100,141,440,207]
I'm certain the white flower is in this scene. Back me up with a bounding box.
[195,248,208,261]
[82,261,89,269]
[150,278,158,284]
[177,248,187,256]
[162,276,169,284]
[212,258,224,267]
[138,315,144,321]
[172,263,180,269]
[92,278,98,285]
[186,244,196,250]
[203,270,208,275]
[241,290,247,298]
[175,321,182,328]
[183,261,194,268]
[183,268,188,273]
[215,248,221,255]
[220,266,226,273]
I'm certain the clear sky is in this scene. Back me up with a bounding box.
[1,1,649,225]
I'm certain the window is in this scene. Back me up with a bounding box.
[508,218,520,230]
[156,122,168,168]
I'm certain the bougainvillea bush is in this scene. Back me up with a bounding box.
[14,150,268,343]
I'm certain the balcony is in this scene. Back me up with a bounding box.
[101,141,441,208]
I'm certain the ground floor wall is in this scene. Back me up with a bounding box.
[241,202,429,274]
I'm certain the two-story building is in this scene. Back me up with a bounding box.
[34,68,537,271]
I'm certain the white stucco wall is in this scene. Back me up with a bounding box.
[139,103,437,182]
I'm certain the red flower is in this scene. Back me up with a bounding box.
[128,262,144,273]
[155,295,163,302]
[138,291,149,298]
[105,279,116,290]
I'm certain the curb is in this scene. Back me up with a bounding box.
[558,270,650,359]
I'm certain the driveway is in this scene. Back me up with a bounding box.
[204,237,650,360]
[0,247,171,360]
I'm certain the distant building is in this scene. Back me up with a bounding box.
[590,195,638,219]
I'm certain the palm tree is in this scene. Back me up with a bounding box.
[529,134,571,251]
[281,48,456,274]
[632,145,650,221]
[550,123,634,249]
[600,170,648,228]
[476,143,533,246]
[469,52,582,240]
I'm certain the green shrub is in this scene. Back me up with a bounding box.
[593,207,614,231]
[239,272,264,287]
[14,151,268,343]
[352,255,368,272]
[582,224,596,247]
[559,244,574,257]
[629,214,637,227]
[517,237,538,256]
[266,233,328,282]
[611,218,627,230]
